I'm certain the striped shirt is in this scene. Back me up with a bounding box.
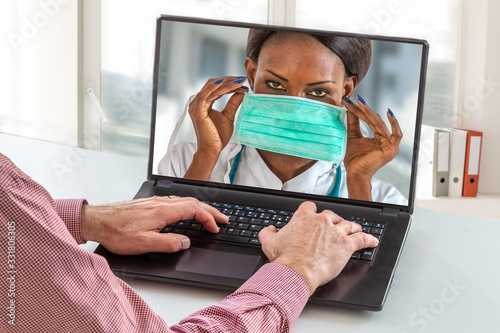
[0,153,309,332]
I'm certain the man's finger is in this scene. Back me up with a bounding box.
[335,220,362,234]
[147,233,191,253]
[349,231,379,251]
[258,225,278,259]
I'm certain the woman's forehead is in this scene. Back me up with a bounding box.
[258,34,345,77]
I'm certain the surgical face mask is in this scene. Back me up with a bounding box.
[234,93,347,164]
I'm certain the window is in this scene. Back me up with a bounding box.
[90,0,269,156]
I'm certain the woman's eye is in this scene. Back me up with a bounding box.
[266,81,285,90]
[309,89,327,97]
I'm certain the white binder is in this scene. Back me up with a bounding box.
[448,129,467,197]
[432,129,450,197]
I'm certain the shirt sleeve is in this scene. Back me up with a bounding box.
[172,262,310,333]
[0,153,310,333]
[54,198,88,245]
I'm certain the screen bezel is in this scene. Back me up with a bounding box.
[147,15,429,215]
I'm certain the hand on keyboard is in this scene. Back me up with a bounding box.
[258,201,379,295]
[82,196,228,255]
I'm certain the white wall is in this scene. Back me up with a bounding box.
[478,0,500,194]
[0,0,79,147]
[457,0,500,195]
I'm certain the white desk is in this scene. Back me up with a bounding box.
[1,133,498,332]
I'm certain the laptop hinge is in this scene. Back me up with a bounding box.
[380,207,400,217]
[154,179,173,188]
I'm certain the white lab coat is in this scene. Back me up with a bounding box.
[158,142,408,205]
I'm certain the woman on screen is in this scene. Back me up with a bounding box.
[158,29,407,204]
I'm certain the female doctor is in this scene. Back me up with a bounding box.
[158,29,406,204]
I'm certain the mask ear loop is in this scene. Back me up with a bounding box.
[167,95,196,155]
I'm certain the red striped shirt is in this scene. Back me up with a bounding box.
[0,153,309,332]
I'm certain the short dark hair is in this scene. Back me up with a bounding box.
[246,29,372,84]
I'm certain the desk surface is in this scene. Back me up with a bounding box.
[1,133,498,332]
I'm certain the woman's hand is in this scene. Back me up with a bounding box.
[342,95,403,201]
[184,76,248,180]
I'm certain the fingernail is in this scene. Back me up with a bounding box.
[234,78,246,84]
[214,78,224,84]
[241,85,249,90]
[388,108,395,118]
[237,76,247,80]
[357,94,367,105]
[343,96,353,104]
[181,238,190,250]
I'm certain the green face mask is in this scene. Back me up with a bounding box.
[234,93,347,163]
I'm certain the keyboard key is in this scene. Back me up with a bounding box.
[249,225,262,232]
[371,228,383,235]
[226,221,237,228]
[250,218,263,225]
[188,223,202,230]
[249,238,261,246]
[240,230,252,237]
[237,217,250,223]
[237,223,249,230]
[361,249,375,261]
[234,210,246,216]
[262,220,273,226]
[227,228,240,235]
[351,251,361,259]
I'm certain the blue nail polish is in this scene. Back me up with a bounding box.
[357,94,367,105]
[241,85,249,90]
[237,76,247,80]
[234,78,246,84]
[388,108,395,118]
[214,78,224,84]
[343,96,353,104]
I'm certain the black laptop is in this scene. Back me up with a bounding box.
[95,15,428,311]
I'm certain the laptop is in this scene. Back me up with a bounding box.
[95,15,428,311]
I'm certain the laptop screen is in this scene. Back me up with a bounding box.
[149,16,427,210]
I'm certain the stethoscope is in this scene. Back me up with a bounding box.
[228,145,341,197]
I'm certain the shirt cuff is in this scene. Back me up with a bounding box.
[54,199,88,245]
[234,262,310,326]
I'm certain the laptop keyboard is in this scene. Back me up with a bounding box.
[160,201,385,262]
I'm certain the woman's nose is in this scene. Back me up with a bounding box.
[287,89,306,98]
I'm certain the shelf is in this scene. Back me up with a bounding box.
[415,193,500,220]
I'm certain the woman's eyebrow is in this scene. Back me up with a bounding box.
[265,69,337,86]
[306,80,337,86]
[265,70,288,82]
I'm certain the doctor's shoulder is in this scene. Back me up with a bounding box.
[370,177,408,205]
[158,142,241,177]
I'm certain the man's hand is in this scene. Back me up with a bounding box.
[81,196,228,255]
[259,201,379,295]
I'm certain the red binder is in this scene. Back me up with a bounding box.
[462,130,483,197]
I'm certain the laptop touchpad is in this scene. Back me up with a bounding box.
[176,247,261,280]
